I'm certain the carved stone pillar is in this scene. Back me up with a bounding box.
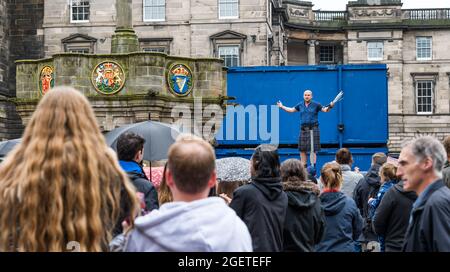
[307,40,316,65]
[111,0,139,53]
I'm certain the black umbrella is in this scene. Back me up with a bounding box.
[0,138,21,158]
[105,121,181,161]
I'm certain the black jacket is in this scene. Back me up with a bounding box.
[372,181,417,252]
[282,180,325,252]
[403,180,450,252]
[230,177,288,252]
[113,171,159,237]
[353,164,381,241]
[127,171,159,212]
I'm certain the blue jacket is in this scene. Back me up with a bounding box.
[368,180,397,219]
[316,191,363,252]
[119,160,159,212]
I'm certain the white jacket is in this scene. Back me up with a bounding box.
[125,197,252,252]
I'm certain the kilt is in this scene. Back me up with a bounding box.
[298,125,321,152]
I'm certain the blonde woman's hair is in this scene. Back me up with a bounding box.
[0,86,139,252]
[320,162,343,189]
[379,162,398,182]
[158,162,173,205]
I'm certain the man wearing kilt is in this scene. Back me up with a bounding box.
[277,90,334,169]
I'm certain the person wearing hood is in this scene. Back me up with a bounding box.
[125,134,252,252]
[315,162,363,252]
[117,132,159,213]
[281,159,325,252]
[352,152,387,248]
[336,148,363,198]
[372,180,417,252]
[230,144,288,252]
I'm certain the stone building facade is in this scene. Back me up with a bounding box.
[43,0,285,66]
[0,0,449,153]
[284,0,450,152]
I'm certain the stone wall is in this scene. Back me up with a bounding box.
[347,28,450,152]
[0,0,8,95]
[15,53,227,133]
[0,0,26,140]
[8,0,44,95]
[387,30,450,152]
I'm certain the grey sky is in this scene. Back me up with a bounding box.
[310,0,450,10]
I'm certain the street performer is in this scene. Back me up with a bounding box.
[277,89,340,170]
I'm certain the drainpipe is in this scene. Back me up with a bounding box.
[338,66,344,148]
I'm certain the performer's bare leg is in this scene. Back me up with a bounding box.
[300,152,307,166]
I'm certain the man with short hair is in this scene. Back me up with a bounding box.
[125,134,252,252]
[117,132,159,212]
[399,136,450,252]
[277,90,334,169]
[335,148,363,198]
[353,152,387,250]
[442,136,450,188]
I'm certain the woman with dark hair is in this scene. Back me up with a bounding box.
[281,159,325,252]
[230,145,288,252]
[315,162,363,252]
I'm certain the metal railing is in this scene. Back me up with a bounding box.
[403,9,450,20]
[313,11,347,21]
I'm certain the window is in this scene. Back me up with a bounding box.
[139,38,172,54]
[70,0,90,23]
[143,47,166,53]
[416,80,434,114]
[219,0,239,19]
[62,34,96,53]
[143,0,165,21]
[320,45,334,63]
[68,48,90,53]
[218,46,239,67]
[367,42,383,61]
[416,37,432,60]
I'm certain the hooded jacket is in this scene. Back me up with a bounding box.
[315,191,363,252]
[125,197,252,252]
[340,164,363,198]
[353,164,382,241]
[402,180,450,252]
[119,160,159,211]
[230,177,288,252]
[372,181,417,252]
[282,180,325,252]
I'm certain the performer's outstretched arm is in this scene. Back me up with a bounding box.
[321,102,334,112]
[277,101,298,113]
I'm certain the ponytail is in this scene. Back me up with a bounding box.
[320,162,343,189]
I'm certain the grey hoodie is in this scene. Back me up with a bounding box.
[125,197,252,252]
[340,164,363,198]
